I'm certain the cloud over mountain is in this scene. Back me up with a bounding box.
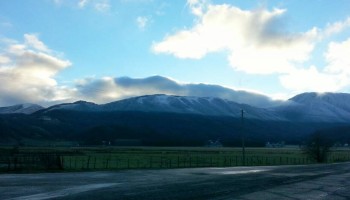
[0,34,74,106]
[75,75,278,107]
[1,1,349,107]
[0,34,278,107]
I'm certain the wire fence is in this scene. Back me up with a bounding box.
[1,151,350,172]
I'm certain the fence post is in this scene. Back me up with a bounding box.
[14,156,18,171]
[57,155,63,170]
[81,157,84,170]
[74,157,77,169]
[7,157,11,171]
[94,157,96,169]
[86,156,90,170]
[150,157,152,168]
[177,156,180,168]
[106,157,109,169]
[115,157,118,169]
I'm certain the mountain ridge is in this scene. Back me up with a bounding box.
[1,92,350,146]
[2,92,350,123]
[0,103,44,114]
[36,94,285,121]
[274,92,350,123]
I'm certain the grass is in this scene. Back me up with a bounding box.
[1,146,350,172]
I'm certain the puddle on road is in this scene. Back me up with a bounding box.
[219,169,269,175]
[6,183,119,200]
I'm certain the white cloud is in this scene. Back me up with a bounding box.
[0,34,278,106]
[153,2,350,95]
[52,0,110,12]
[323,17,350,38]
[325,38,350,74]
[94,1,110,12]
[279,66,347,92]
[187,0,209,16]
[78,0,89,8]
[24,34,50,53]
[0,55,10,64]
[136,16,149,30]
[75,75,277,107]
[152,4,317,74]
[280,38,350,93]
[0,34,73,106]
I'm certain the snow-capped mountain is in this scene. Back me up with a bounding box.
[112,76,281,108]
[42,101,99,112]
[0,103,44,114]
[3,92,350,145]
[40,94,284,121]
[102,94,285,120]
[7,92,350,123]
[272,92,350,122]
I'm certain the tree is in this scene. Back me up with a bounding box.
[302,131,333,163]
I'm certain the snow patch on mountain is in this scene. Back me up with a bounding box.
[272,92,350,122]
[43,101,99,112]
[0,103,44,114]
[39,94,285,121]
[28,92,350,123]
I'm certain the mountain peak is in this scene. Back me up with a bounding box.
[277,92,350,122]
[290,92,350,104]
[289,92,318,103]
[0,103,44,114]
[73,100,96,105]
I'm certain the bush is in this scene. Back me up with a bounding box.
[302,131,333,163]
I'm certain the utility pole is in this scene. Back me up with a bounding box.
[241,109,246,166]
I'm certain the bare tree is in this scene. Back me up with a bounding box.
[302,131,332,163]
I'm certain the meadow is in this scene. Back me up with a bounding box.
[1,146,350,172]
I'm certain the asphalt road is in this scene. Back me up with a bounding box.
[1,162,350,200]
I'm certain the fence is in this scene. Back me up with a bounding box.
[60,155,313,170]
[0,153,63,172]
[1,151,350,172]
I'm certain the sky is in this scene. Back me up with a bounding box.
[0,0,350,106]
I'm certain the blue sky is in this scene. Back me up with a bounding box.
[0,0,350,106]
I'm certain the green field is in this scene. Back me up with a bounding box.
[1,146,350,172]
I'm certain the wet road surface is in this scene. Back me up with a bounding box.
[1,162,350,200]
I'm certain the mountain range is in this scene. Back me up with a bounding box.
[1,92,350,146]
[37,95,284,121]
[5,92,350,123]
